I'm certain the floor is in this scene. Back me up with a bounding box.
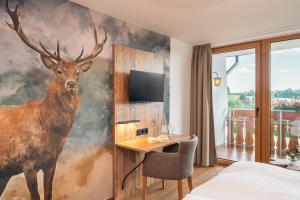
[216,143,255,162]
[127,165,225,200]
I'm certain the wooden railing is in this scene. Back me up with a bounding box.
[226,109,300,153]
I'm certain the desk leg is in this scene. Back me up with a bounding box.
[121,153,148,190]
[142,176,147,200]
[161,179,165,189]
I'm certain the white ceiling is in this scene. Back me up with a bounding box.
[71,0,300,46]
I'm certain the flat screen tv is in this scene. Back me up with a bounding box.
[129,70,164,102]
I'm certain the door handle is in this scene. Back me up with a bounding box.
[256,107,260,117]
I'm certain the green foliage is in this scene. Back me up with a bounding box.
[228,94,240,101]
[244,90,255,96]
[273,88,300,99]
[227,88,300,111]
[228,93,254,109]
[228,99,245,108]
[273,104,300,111]
[239,93,247,101]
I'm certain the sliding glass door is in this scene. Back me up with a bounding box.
[212,34,300,164]
[269,38,300,162]
[212,43,261,162]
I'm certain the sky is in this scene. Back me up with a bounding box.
[224,43,300,93]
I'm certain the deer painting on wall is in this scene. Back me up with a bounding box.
[0,0,107,199]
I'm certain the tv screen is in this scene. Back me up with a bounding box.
[129,70,164,102]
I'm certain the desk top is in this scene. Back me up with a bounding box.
[115,135,190,153]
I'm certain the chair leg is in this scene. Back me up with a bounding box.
[177,179,183,200]
[161,179,165,190]
[187,176,193,192]
[143,176,147,200]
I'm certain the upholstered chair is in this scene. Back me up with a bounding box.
[142,135,198,200]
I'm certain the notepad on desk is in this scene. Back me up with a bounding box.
[147,134,170,143]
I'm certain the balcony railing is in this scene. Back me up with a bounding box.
[226,109,300,157]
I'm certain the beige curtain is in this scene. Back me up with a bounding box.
[190,44,217,167]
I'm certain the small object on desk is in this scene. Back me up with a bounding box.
[161,114,168,134]
[147,134,169,143]
[168,124,175,136]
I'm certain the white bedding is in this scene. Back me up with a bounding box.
[184,161,300,200]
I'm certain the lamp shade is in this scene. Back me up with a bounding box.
[212,72,221,86]
[213,77,221,86]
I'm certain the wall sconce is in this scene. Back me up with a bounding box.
[117,120,140,124]
[212,72,221,86]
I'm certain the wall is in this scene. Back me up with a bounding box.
[212,55,228,146]
[0,0,169,199]
[170,38,192,135]
[113,45,165,199]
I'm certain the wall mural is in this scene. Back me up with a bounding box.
[0,0,170,199]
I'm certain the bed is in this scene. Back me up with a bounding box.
[184,161,300,200]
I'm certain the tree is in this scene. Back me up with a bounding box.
[239,94,247,101]
[228,99,245,109]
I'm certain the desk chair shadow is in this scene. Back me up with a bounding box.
[142,135,198,200]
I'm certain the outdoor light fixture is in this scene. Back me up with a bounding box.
[212,72,221,86]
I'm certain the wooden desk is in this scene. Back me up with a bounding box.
[116,135,190,153]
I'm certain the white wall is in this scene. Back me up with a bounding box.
[212,55,229,146]
[169,38,193,135]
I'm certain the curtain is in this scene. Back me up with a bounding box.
[190,44,217,166]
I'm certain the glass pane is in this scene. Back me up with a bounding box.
[270,39,300,164]
[212,49,256,162]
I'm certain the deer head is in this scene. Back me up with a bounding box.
[5,0,107,92]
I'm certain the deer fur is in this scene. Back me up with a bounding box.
[0,72,80,199]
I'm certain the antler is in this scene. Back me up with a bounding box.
[75,23,107,63]
[5,0,61,62]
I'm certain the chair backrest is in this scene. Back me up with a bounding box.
[179,135,198,156]
[142,135,199,180]
[177,135,198,177]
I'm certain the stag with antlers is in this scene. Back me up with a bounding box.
[0,0,107,199]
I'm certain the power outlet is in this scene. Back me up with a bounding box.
[136,128,148,136]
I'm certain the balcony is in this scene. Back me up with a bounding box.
[217,109,300,161]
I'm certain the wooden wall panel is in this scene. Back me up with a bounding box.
[113,45,164,199]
